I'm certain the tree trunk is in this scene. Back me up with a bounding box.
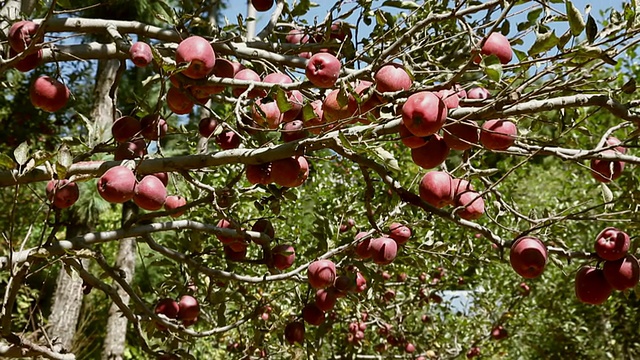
[90,58,120,147]
[101,201,138,360]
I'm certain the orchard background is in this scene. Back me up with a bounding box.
[1,0,640,359]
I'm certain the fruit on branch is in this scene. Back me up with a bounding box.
[46,179,79,209]
[307,259,337,289]
[348,80,382,123]
[479,119,517,150]
[284,90,304,122]
[175,36,216,79]
[271,156,309,187]
[166,86,195,115]
[164,195,187,217]
[355,232,372,259]
[374,63,412,97]
[198,117,219,138]
[398,122,428,148]
[224,245,247,261]
[369,237,398,265]
[177,295,200,321]
[216,130,241,150]
[491,326,508,340]
[590,139,626,183]
[284,321,305,344]
[114,139,147,160]
[476,32,512,64]
[606,136,626,153]
[246,163,272,185]
[575,266,613,305]
[251,0,274,11]
[305,53,341,88]
[152,172,170,186]
[436,88,460,109]
[443,120,479,151]
[134,175,167,211]
[401,91,447,137]
[328,21,351,41]
[405,343,416,353]
[334,275,355,296]
[302,303,325,325]
[271,244,296,270]
[112,116,141,142]
[286,28,309,44]
[389,223,411,245]
[323,88,353,123]
[232,68,265,98]
[252,98,283,129]
[140,114,168,140]
[315,288,338,311]
[216,219,241,244]
[303,99,327,134]
[455,191,485,220]
[30,76,70,112]
[519,282,531,296]
[281,120,308,142]
[603,254,640,291]
[466,347,481,359]
[466,87,491,99]
[594,227,630,261]
[10,48,42,72]
[411,134,450,169]
[452,178,474,196]
[419,171,454,208]
[8,20,39,52]
[154,298,179,330]
[129,42,153,67]
[252,218,275,240]
[355,271,367,292]
[97,166,137,203]
[509,236,548,279]
[200,58,236,94]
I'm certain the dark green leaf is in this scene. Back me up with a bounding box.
[586,14,597,43]
[566,0,585,36]
[0,153,14,169]
[529,30,559,56]
[275,88,293,113]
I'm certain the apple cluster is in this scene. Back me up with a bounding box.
[418,171,485,220]
[153,295,200,330]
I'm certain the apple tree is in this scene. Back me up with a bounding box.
[2,0,640,359]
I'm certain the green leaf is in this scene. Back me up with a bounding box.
[291,0,314,17]
[275,88,293,114]
[601,183,613,204]
[14,142,29,166]
[302,103,318,121]
[565,1,585,36]
[0,153,15,169]
[529,30,559,56]
[586,14,597,43]
[381,0,420,10]
[484,63,503,83]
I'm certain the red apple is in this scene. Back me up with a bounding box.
[252,98,283,129]
[97,166,136,203]
[201,58,236,94]
[355,232,372,259]
[233,68,265,98]
[411,134,450,169]
[112,116,141,142]
[388,223,411,245]
[271,244,295,270]
[401,91,447,137]
[575,266,613,305]
[46,179,79,209]
[348,80,382,123]
[467,87,491,99]
[140,114,168,141]
[306,52,341,88]
[375,63,412,96]
[480,119,517,150]
[355,272,367,292]
[154,298,179,330]
[466,347,481,359]
[152,172,170,187]
[177,295,200,321]
[251,0,273,11]
[419,171,454,208]
[129,42,153,67]
[369,237,398,265]
[224,245,247,261]
[10,48,41,72]
[436,88,460,109]
[281,120,308,142]
[334,275,355,296]
[284,321,305,344]
[443,120,479,151]
[114,139,147,160]
[477,32,512,64]
[166,86,194,115]
[590,150,624,183]
[198,117,219,138]
[271,156,309,187]
[286,28,309,44]
[8,20,39,52]
[603,254,640,290]
[452,178,474,197]
[30,76,70,112]
[164,195,187,217]
[315,288,338,312]
[175,36,215,79]
[246,163,272,185]
[594,227,630,261]
[134,175,167,211]
[307,259,336,289]
[491,326,508,340]
[216,130,241,150]
[455,191,485,220]
[252,218,275,244]
[398,122,428,148]
[323,88,353,123]
[302,303,325,326]
[509,236,547,279]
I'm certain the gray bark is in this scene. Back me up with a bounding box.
[101,202,138,360]
[89,59,120,147]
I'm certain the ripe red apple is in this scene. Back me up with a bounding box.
[286,28,309,44]
[590,150,624,183]
[175,36,215,79]
[443,120,479,151]
[334,275,355,296]
[284,321,305,344]
[374,63,412,96]
[389,223,411,245]
[398,122,428,148]
[199,58,236,94]
[8,20,39,52]
[216,130,241,150]
[177,295,200,321]
[215,219,243,245]
[97,166,136,203]
[411,134,450,169]
[315,288,338,312]
[355,272,367,292]
[152,172,170,187]
[232,68,265,98]
[302,303,325,326]
[419,171,454,208]
[154,298,179,330]
[270,156,309,187]
[114,139,147,160]
[369,237,398,265]
[112,116,141,142]
[198,117,219,138]
[405,343,416,353]
[246,163,272,185]
[594,227,630,261]
[575,266,613,305]
[166,86,194,115]
[307,259,336,289]
[134,175,167,211]
[467,87,491,99]
[140,114,168,140]
[355,232,372,259]
[477,32,512,64]
[306,52,341,88]
[436,88,460,109]
[224,245,247,261]
[252,98,283,129]
[283,90,304,122]
[603,254,640,290]
[281,120,308,142]
[164,195,187,217]
[455,191,485,220]
[402,91,447,137]
[323,88,353,123]
[491,326,508,340]
[46,179,79,209]
[452,178,474,196]
[509,236,547,279]
[251,0,273,11]
[271,244,295,270]
[348,80,382,123]
[129,42,153,67]
[10,48,41,72]
[466,347,481,359]
[252,218,275,245]
[30,76,70,112]
[480,119,517,150]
